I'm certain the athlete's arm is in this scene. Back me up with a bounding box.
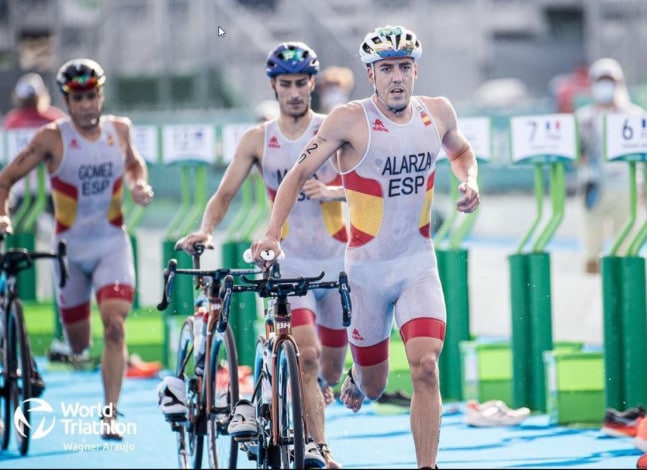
[0,124,58,232]
[176,124,264,254]
[432,96,480,214]
[117,117,154,207]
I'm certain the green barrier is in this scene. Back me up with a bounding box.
[220,174,268,368]
[161,163,209,368]
[600,163,647,410]
[527,252,553,411]
[509,161,566,412]
[508,253,531,408]
[433,170,481,401]
[436,247,470,401]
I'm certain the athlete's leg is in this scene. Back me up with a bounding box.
[316,290,349,405]
[404,334,443,469]
[340,339,390,412]
[97,295,130,411]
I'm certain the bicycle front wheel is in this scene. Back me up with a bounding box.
[174,317,204,469]
[275,340,305,469]
[6,298,32,456]
[206,324,239,469]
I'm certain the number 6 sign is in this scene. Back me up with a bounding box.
[604,113,647,162]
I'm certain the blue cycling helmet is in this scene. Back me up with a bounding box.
[266,42,319,77]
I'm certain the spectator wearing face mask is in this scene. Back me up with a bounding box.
[313,65,355,113]
[574,58,645,274]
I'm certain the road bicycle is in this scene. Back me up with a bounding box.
[217,249,351,469]
[0,234,68,456]
[157,242,261,469]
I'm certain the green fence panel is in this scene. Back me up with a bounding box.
[601,255,623,410]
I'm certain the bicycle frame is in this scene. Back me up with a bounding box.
[157,243,261,469]
[221,266,352,469]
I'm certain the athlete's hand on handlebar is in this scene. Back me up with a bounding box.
[175,230,214,255]
[248,236,284,269]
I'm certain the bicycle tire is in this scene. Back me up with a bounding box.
[206,324,239,469]
[252,336,271,468]
[0,309,9,450]
[174,317,205,469]
[275,340,305,469]
[7,299,32,456]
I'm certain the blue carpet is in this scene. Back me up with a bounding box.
[0,361,642,468]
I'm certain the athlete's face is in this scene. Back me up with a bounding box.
[65,88,104,130]
[271,73,314,119]
[369,58,417,112]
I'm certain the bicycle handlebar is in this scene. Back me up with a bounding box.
[223,269,353,327]
[0,236,69,289]
[156,257,261,311]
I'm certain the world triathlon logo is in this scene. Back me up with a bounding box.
[12,399,137,443]
[13,398,56,439]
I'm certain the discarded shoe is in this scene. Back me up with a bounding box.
[125,354,162,378]
[464,399,530,427]
[601,406,645,438]
[634,414,647,452]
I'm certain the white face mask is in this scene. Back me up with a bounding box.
[320,86,348,112]
[591,79,616,105]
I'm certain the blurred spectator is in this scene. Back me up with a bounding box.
[574,57,645,274]
[254,99,280,122]
[550,60,591,113]
[3,72,65,128]
[2,72,65,217]
[313,65,355,113]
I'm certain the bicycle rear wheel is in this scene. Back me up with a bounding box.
[174,317,204,469]
[206,324,239,469]
[275,340,305,469]
[6,299,32,456]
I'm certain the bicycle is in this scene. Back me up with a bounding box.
[157,242,261,469]
[0,234,69,456]
[218,249,352,469]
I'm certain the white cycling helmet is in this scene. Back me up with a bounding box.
[359,25,422,65]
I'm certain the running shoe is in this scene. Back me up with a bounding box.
[227,399,257,439]
[601,406,645,437]
[634,414,647,452]
[464,399,530,427]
